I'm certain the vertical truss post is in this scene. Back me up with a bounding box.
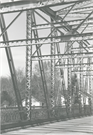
[71,74,77,118]
[26,10,32,120]
[82,77,85,115]
[88,58,92,115]
[79,66,82,116]
[67,42,71,118]
[0,14,23,120]
[50,18,56,118]
[84,74,88,115]
[91,78,93,115]
[71,49,75,118]
[31,11,50,120]
[89,75,92,115]
[79,44,83,116]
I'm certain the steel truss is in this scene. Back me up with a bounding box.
[25,10,32,120]
[0,14,23,120]
[0,0,93,121]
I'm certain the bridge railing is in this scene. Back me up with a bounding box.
[1,105,92,130]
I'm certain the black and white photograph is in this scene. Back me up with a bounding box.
[0,0,93,134]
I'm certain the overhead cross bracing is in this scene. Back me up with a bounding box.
[0,0,91,13]
[0,0,93,127]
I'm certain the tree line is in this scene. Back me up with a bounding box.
[1,61,80,107]
[1,61,61,107]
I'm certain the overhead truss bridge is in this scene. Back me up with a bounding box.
[0,0,93,131]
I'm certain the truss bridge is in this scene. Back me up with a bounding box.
[0,0,93,134]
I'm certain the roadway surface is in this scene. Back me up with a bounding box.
[2,116,93,135]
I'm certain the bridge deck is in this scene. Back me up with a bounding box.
[2,116,93,135]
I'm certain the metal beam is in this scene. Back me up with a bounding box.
[30,52,93,58]
[25,10,32,120]
[0,11,22,37]
[72,70,93,72]
[72,11,93,33]
[0,0,87,9]
[0,32,93,44]
[56,0,93,15]
[50,19,56,117]
[0,14,23,120]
